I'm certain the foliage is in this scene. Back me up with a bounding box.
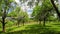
[8,6,29,22]
[18,11,29,23]
[32,0,54,21]
[7,7,20,17]
[7,11,17,17]
[32,6,41,16]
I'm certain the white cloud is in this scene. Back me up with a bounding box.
[58,0,60,5]
[15,0,20,6]
[15,0,33,17]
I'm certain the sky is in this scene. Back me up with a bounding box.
[15,0,33,18]
[14,0,60,18]
[58,0,60,5]
[58,0,60,10]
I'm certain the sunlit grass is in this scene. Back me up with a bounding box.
[0,21,60,34]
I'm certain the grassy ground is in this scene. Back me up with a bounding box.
[0,21,60,34]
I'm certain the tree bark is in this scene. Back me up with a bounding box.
[2,18,5,32]
[51,0,60,19]
[43,18,45,26]
[2,8,6,32]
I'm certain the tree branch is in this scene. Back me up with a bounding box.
[50,0,60,18]
[5,22,7,24]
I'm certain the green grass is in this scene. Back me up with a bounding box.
[0,21,60,34]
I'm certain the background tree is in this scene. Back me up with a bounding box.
[18,10,29,26]
[32,0,53,26]
[0,0,14,32]
[8,7,29,26]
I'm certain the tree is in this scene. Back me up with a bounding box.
[8,7,21,26]
[0,0,14,32]
[50,0,60,20]
[8,6,29,26]
[32,0,53,26]
[17,10,29,26]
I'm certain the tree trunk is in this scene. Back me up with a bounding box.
[39,20,41,24]
[2,18,5,32]
[2,8,6,32]
[51,0,60,19]
[23,21,24,26]
[23,22,24,26]
[17,21,20,27]
[43,18,45,26]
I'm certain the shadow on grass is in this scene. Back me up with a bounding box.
[0,26,21,34]
[5,24,60,34]
[0,31,7,34]
[6,27,17,32]
[53,24,60,27]
[53,23,60,25]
